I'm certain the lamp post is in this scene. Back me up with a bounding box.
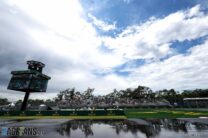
[7,60,51,111]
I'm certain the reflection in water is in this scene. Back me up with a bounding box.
[55,119,208,138]
[159,119,187,132]
[2,119,208,138]
[57,120,94,137]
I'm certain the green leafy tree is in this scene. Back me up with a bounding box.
[0,98,9,105]
[83,87,94,99]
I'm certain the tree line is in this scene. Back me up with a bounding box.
[1,86,208,106]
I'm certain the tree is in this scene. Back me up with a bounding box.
[63,88,75,100]
[57,91,64,101]
[16,100,23,104]
[132,86,153,100]
[156,89,178,105]
[28,99,44,106]
[0,98,9,105]
[55,88,76,101]
[83,87,94,99]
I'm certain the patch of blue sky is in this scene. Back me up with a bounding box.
[81,0,200,29]
[159,54,174,62]
[171,36,207,54]
[112,59,145,76]
[114,70,130,76]
[159,36,207,62]
[93,59,145,77]
[115,59,145,69]
[93,70,110,77]
[93,69,130,77]
[98,42,114,53]
[92,24,122,38]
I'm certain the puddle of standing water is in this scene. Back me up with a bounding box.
[1,119,208,138]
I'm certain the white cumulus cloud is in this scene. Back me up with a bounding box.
[0,1,208,101]
[88,13,116,31]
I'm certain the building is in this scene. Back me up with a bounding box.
[183,98,208,108]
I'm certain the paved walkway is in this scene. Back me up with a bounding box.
[0,119,70,127]
[178,118,208,124]
[128,119,151,125]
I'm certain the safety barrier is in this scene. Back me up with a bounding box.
[0,109,124,116]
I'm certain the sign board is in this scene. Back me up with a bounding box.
[7,71,50,92]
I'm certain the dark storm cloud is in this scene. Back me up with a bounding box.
[0,3,36,86]
[0,1,74,92]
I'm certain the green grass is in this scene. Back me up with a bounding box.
[1,109,208,119]
[124,109,208,118]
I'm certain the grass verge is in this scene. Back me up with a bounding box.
[124,109,208,118]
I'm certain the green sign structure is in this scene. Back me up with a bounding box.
[7,60,51,111]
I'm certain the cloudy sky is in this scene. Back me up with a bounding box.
[0,0,208,101]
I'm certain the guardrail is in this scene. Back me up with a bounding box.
[0,109,124,116]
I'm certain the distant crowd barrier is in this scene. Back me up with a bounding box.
[0,109,124,116]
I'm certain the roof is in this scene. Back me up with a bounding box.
[183,97,208,100]
[11,70,51,79]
